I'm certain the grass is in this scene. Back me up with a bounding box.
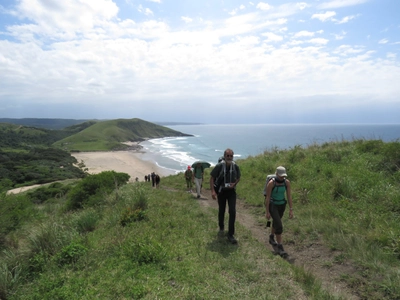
[1,138,399,299]
[53,118,191,152]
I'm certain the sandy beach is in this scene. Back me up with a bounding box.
[6,143,174,195]
[71,150,174,182]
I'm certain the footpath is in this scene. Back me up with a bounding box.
[193,187,359,300]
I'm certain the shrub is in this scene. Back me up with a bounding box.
[55,241,87,266]
[0,194,34,246]
[119,208,147,226]
[123,237,167,265]
[66,171,130,210]
[28,222,75,257]
[74,209,99,233]
[28,182,71,204]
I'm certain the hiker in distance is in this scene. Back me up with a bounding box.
[193,162,204,198]
[265,166,294,256]
[210,148,241,244]
[184,165,193,193]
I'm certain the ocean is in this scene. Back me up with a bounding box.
[138,124,400,175]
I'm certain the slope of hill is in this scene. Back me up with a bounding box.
[0,121,98,149]
[0,118,92,130]
[1,139,399,299]
[53,118,193,152]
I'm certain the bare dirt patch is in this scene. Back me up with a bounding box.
[195,188,360,300]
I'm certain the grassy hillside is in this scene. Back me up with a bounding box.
[1,139,399,299]
[0,118,92,130]
[0,121,97,150]
[53,118,192,152]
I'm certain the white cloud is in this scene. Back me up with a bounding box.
[318,0,369,9]
[0,0,399,123]
[335,15,356,24]
[256,2,273,11]
[262,32,283,42]
[308,38,329,45]
[333,31,347,40]
[181,16,192,23]
[333,45,365,56]
[138,5,153,16]
[312,11,336,22]
[14,0,118,36]
[293,31,315,38]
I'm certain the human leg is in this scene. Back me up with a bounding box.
[271,204,287,254]
[186,178,191,191]
[217,193,226,231]
[269,203,283,244]
[226,191,237,237]
[194,177,201,197]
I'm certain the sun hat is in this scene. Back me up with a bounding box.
[276,166,287,177]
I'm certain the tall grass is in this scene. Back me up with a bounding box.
[0,139,399,299]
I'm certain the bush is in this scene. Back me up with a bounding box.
[66,171,130,210]
[73,209,99,234]
[28,182,71,204]
[55,241,87,266]
[119,208,147,226]
[123,237,167,265]
[0,194,34,246]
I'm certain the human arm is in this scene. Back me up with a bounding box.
[286,180,294,219]
[265,180,273,220]
[210,176,217,200]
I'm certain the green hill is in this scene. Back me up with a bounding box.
[0,118,92,130]
[1,139,399,299]
[53,118,192,152]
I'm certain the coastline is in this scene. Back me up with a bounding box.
[6,143,174,195]
[71,150,175,182]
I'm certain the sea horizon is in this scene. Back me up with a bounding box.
[137,123,400,176]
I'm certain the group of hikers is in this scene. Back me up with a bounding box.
[144,172,160,188]
[184,148,293,257]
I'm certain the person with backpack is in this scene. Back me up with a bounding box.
[265,166,293,256]
[193,162,204,198]
[155,174,160,188]
[210,148,241,244]
[184,165,193,193]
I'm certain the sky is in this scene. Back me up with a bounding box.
[0,0,399,124]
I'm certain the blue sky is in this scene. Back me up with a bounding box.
[0,0,399,124]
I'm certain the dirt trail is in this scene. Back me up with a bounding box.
[194,188,360,300]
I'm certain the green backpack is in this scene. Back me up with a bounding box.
[263,174,287,197]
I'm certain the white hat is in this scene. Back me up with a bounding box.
[276,166,287,177]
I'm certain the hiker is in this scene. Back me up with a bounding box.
[265,166,293,255]
[155,174,160,188]
[193,162,204,198]
[184,165,193,192]
[210,148,241,244]
[151,172,156,187]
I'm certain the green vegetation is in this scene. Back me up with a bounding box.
[0,118,191,191]
[0,139,399,299]
[0,118,93,130]
[53,118,192,152]
[0,147,86,191]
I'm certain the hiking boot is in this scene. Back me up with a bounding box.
[197,194,200,199]
[269,234,277,246]
[218,229,225,236]
[277,244,288,257]
[227,235,238,244]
